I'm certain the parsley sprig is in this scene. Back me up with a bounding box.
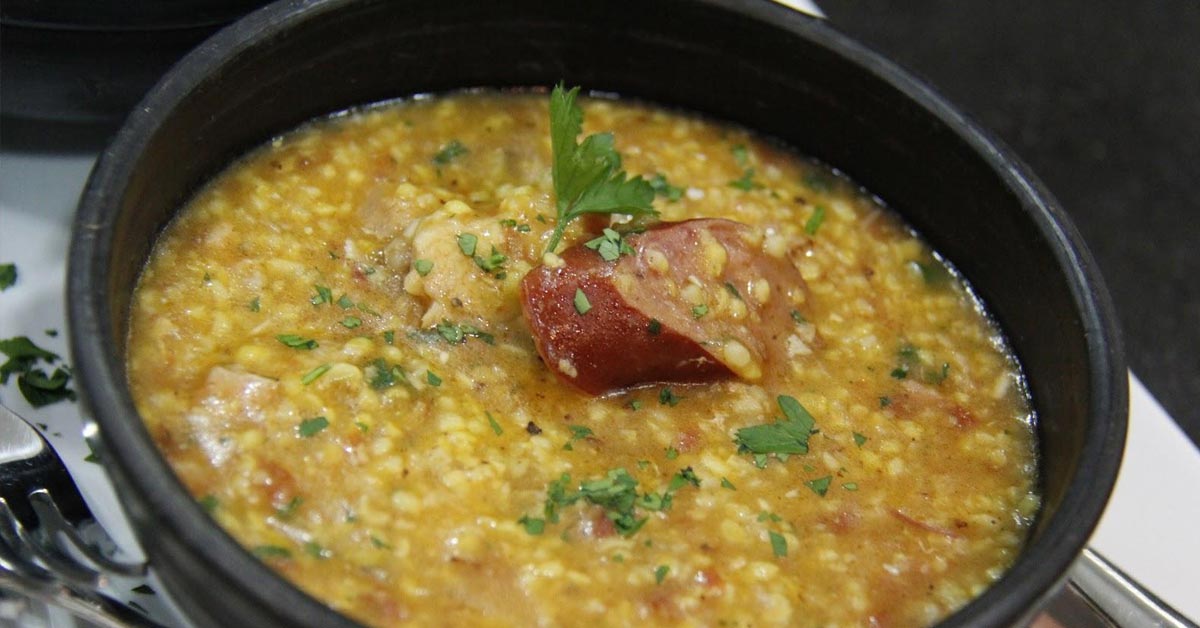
[545,84,657,252]
[734,395,817,463]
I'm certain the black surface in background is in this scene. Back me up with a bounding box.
[822,1,1200,446]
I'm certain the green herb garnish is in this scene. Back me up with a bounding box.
[486,411,504,435]
[310,284,333,306]
[584,227,635,262]
[300,363,331,385]
[367,358,408,390]
[0,263,16,291]
[805,205,826,235]
[658,387,682,407]
[647,319,662,335]
[433,139,468,166]
[518,515,545,535]
[252,545,292,559]
[341,316,361,329]
[648,173,684,201]
[297,417,329,438]
[655,565,669,584]
[853,432,868,447]
[413,259,434,276]
[805,475,832,497]
[769,531,788,558]
[0,336,77,407]
[248,296,261,312]
[276,334,318,350]
[691,304,709,319]
[435,320,495,345]
[563,424,594,450]
[573,288,592,315]
[720,477,737,490]
[426,370,442,386]
[734,395,816,459]
[544,84,657,252]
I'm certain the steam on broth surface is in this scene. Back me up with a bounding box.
[127,91,1039,627]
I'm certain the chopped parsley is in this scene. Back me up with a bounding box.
[724,282,742,300]
[472,246,508,276]
[720,477,737,490]
[340,316,362,329]
[300,363,331,385]
[248,297,261,312]
[367,358,408,390]
[691,304,709,319]
[584,228,635,262]
[544,84,657,252]
[499,218,532,233]
[303,542,328,559]
[276,334,318,350]
[336,294,354,309]
[413,259,433,276]
[769,531,788,558]
[647,319,662,335]
[297,416,329,438]
[658,387,682,407]
[425,370,442,386]
[457,233,478,256]
[310,284,333,306]
[432,139,468,166]
[804,475,832,497]
[518,515,545,535]
[0,336,77,407]
[276,496,303,518]
[383,330,395,345]
[528,466,699,539]
[879,396,892,408]
[790,309,807,324]
[486,411,503,435]
[655,565,669,584]
[733,395,816,461]
[573,288,592,315]
[0,263,16,291]
[729,168,761,191]
[629,399,643,411]
[252,545,292,559]
[563,424,594,450]
[853,432,868,447]
[842,482,859,491]
[805,205,827,235]
[198,495,219,513]
[731,144,750,166]
[648,173,683,201]
[913,259,952,287]
[665,446,679,460]
[435,320,495,345]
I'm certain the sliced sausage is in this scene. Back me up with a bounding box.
[520,218,808,394]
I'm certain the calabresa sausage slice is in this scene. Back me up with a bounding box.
[520,219,808,395]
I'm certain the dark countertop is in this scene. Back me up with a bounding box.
[822,1,1200,446]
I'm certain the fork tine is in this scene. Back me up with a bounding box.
[0,498,54,584]
[29,490,145,578]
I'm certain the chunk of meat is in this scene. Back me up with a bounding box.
[520,219,808,394]
[184,366,294,466]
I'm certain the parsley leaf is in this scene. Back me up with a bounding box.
[584,228,635,262]
[435,320,495,345]
[655,565,669,584]
[0,263,15,291]
[310,284,333,306]
[573,288,592,315]
[0,336,77,407]
[518,515,545,535]
[769,531,788,557]
[805,205,826,235]
[413,259,433,276]
[486,411,504,435]
[300,363,331,385]
[734,394,816,458]
[805,475,832,497]
[545,84,657,252]
[297,416,329,438]
[276,334,317,350]
[425,370,442,386]
[648,174,683,202]
[366,358,408,390]
[433,140,468,166]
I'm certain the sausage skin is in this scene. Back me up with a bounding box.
[520,219,808,395]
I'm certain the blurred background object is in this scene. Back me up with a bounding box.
[822,0,1200,446]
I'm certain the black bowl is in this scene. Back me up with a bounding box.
[67,0,1127,626]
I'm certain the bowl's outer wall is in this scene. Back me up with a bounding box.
[68,0,1127,626]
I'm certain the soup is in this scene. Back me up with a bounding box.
[127,90,1039,627]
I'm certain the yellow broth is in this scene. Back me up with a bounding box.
[127,93,1039,627]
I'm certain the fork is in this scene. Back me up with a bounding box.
[0,402,162,627]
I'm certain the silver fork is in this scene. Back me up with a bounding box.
[0,402,161,628]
